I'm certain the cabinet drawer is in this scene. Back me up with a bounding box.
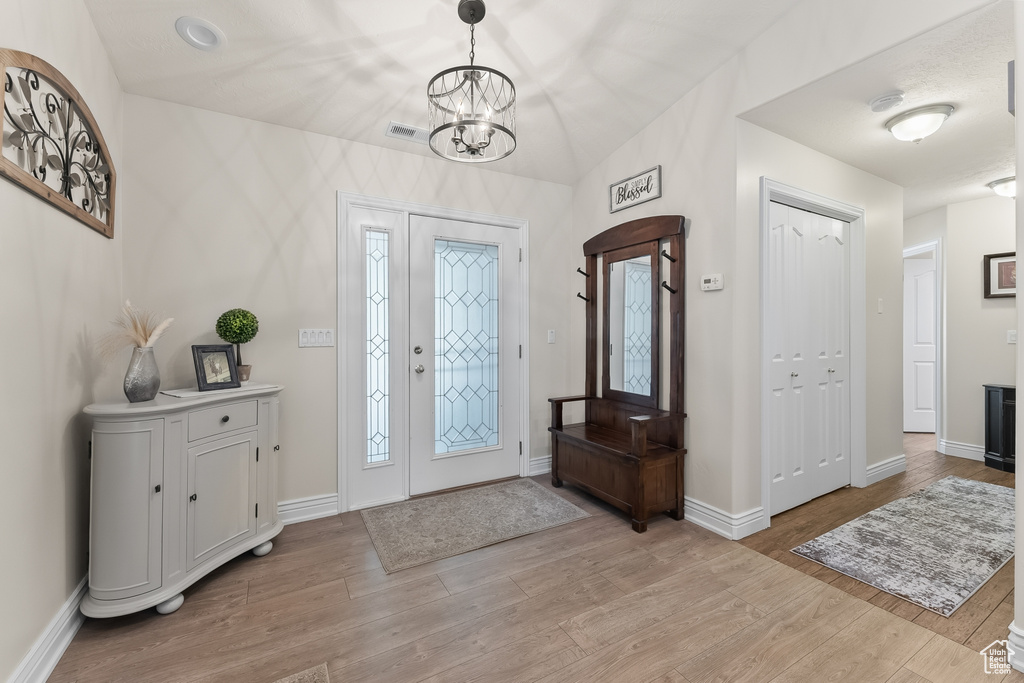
[188,401,257,442]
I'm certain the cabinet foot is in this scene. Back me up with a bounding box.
[156,594,184,615]
[631,519,648,533]
[252,541,273,557]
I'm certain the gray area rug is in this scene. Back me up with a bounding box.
[361,478,589,573]
[273,662,329,683]
[792,476,1014,616]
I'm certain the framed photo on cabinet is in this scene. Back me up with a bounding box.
[984,252,1016,298]
[191,344,241,390]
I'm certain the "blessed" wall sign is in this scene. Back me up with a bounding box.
[609,165,661,214]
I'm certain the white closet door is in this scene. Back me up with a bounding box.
[767,201,851,516]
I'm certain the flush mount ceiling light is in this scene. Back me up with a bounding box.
[988,177,1016,198]
[427,0,516,162]
[884,104,954,142]
[174,16,225,51]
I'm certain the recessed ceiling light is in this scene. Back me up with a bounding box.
[988,177,1016,198]
[884,104,954,142]
[869,91,905,113]
[175,16,225,52]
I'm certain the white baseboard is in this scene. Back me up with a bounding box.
[938,439,985,462]
[277,494,340,525]
[684,497,766,540]
[865,454,906,486]
[10,576,87,683]
[529,455,552,477]
[1007,621,1024,673]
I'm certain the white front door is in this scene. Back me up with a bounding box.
[903,256,937,433]
[340,200,524,509]
[766,201,851,516]
[408,215,522,495]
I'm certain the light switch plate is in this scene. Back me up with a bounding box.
[299,328,335,347]
[700,273,723,291]
[1009,330,1017,344]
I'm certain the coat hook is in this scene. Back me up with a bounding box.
[660,249,677,263]
[576,292,591,302]
[661,281,677,294]
[576,267,590,277]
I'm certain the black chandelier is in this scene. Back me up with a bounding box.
[427,0,516,162]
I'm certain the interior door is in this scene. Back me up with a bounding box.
[903,256,937,432]
[767,201,851,516]
[408,215,522,495]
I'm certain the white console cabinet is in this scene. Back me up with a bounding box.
[81,385,283,618]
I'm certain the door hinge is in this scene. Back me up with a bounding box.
[255,503,259,518]
[519,345,522,358]
[519,441,523,455]
[519,247,522,262]
[88,440,92,460]
[256,447,259,462]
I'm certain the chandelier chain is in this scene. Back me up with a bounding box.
[469,23,475,66]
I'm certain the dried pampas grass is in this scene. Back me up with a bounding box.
[100,300,174,359]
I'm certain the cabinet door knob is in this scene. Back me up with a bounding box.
[154,484,161,493]
[190,493,197,502]
[221,415,230,423]
[274,445,280,451]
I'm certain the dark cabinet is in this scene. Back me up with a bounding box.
[984,384,1015,473]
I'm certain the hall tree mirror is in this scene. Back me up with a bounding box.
[603,243,659,408]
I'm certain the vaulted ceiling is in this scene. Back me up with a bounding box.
[81,0,804,185]
[83,0,1013,217]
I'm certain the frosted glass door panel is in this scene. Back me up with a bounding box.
[366,230,391,464]
[434,240,500,454]
[409,215,522,495]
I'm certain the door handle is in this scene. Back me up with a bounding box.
[414,364,425,374]
[828,368,836,374]
[791,372,799,378]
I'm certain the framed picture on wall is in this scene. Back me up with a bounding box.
[191,344,241,391]
[984,252,1016,298]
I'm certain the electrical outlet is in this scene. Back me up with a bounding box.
[547,329,555,344]
[1009,330,1017,344]
[298,329,336,347]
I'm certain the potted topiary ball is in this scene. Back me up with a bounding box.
[216,308,259,383]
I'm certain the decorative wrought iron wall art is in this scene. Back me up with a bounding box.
[1,49,115,238]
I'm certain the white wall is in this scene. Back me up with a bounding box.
[903,198,1015,450]
[569,0,993,521]
[0,2,124,680]
[904,207,946,248]
[737,122,905,471]
[946,197,1016,447]
[119,95,574,503]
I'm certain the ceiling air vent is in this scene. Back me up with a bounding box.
[384,121,429,145]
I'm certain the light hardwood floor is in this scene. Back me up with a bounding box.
[50,446,1023,682]
[741,433,1017,650]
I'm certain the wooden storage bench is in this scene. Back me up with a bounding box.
[549,396,684,532]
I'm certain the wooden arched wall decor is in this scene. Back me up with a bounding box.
[1,49,115,238]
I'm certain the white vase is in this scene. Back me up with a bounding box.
[124,346,160,402]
